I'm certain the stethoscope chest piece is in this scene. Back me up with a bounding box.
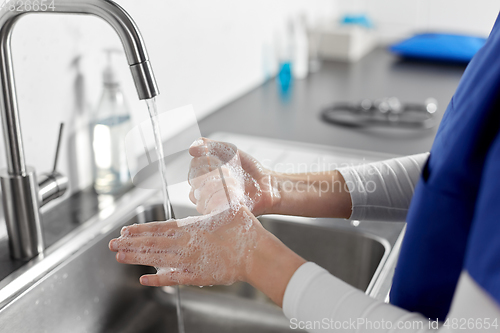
[321,97,438,129]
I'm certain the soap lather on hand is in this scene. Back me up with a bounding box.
[108,138,290,289]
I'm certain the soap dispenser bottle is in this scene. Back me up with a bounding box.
[92,49,135,194]
[292,14,309,79]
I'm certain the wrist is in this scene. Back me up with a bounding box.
[258,170,283,215]
[263,170,352,218]
[244,228,306,307]
[264,172,301,216]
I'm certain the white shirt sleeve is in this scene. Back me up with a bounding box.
[283,262,500,333]
[337,153,429,222]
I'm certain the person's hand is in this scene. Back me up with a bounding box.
[188,138,280,216]
[108,204,306,306]
[109,206,263,287]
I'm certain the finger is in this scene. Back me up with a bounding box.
[205,186,245,213]
[140,273,173,286]
[175,215,206,227]
[188,156,224,185]
[115,251,179,267]
[238,149,261,171]
[194,178,227,214]
[193,174,228,198]
[206,141,238,164]
[189,188,196,204]
[189,137,210,157]
[189,164,232,189]
[109,239,119,252]
[195,179,244,214]
[189,165,220,188]
[196,173,243,197]
[189,155,222,170]
[189,155,225,172]
[120,220,179,237]
[189,138,238,163]
[110,233,185,252]
[140,270,202,287]
[200,190,229,214]
[197,187,233,214]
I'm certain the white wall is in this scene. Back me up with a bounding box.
[336,0,500,43]
[1,0,337,193]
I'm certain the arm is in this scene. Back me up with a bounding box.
[109,207,500,331]
[110,139,497,330]
[267,152,429,221]
[336,152,429,221]
[266,170,352,219]
[187,137,352,218]
[283,262,500,332]
[188,138,428,221]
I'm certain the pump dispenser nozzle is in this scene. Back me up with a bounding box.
[103,49,122,86]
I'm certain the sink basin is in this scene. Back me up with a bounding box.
[0,199,404,333]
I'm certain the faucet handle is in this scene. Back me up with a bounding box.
[38,123,68,207]
[52,123,64,173]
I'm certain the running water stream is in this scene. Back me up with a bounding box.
[146,97,185,333]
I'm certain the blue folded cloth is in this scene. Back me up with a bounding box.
[389,33,487,63]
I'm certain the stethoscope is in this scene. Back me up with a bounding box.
[321,97,438,129]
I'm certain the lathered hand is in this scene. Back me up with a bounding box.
[188,138,281,216]
[109,205,262,287]
[108,204,305,307]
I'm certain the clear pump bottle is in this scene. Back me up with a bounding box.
[92,49,135,194]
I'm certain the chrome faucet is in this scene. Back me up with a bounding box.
[0,0,159,260]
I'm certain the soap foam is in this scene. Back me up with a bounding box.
[189,141,263,214]
[118,140,264,286]
[173,209,257,285]
[119,203,259,286]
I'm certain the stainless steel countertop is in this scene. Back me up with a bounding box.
[197,47,465,155]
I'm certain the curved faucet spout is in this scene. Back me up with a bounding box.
[0,0,159,260]
[0,0,159,175]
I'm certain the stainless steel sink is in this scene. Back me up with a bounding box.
[0,191,405,333]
